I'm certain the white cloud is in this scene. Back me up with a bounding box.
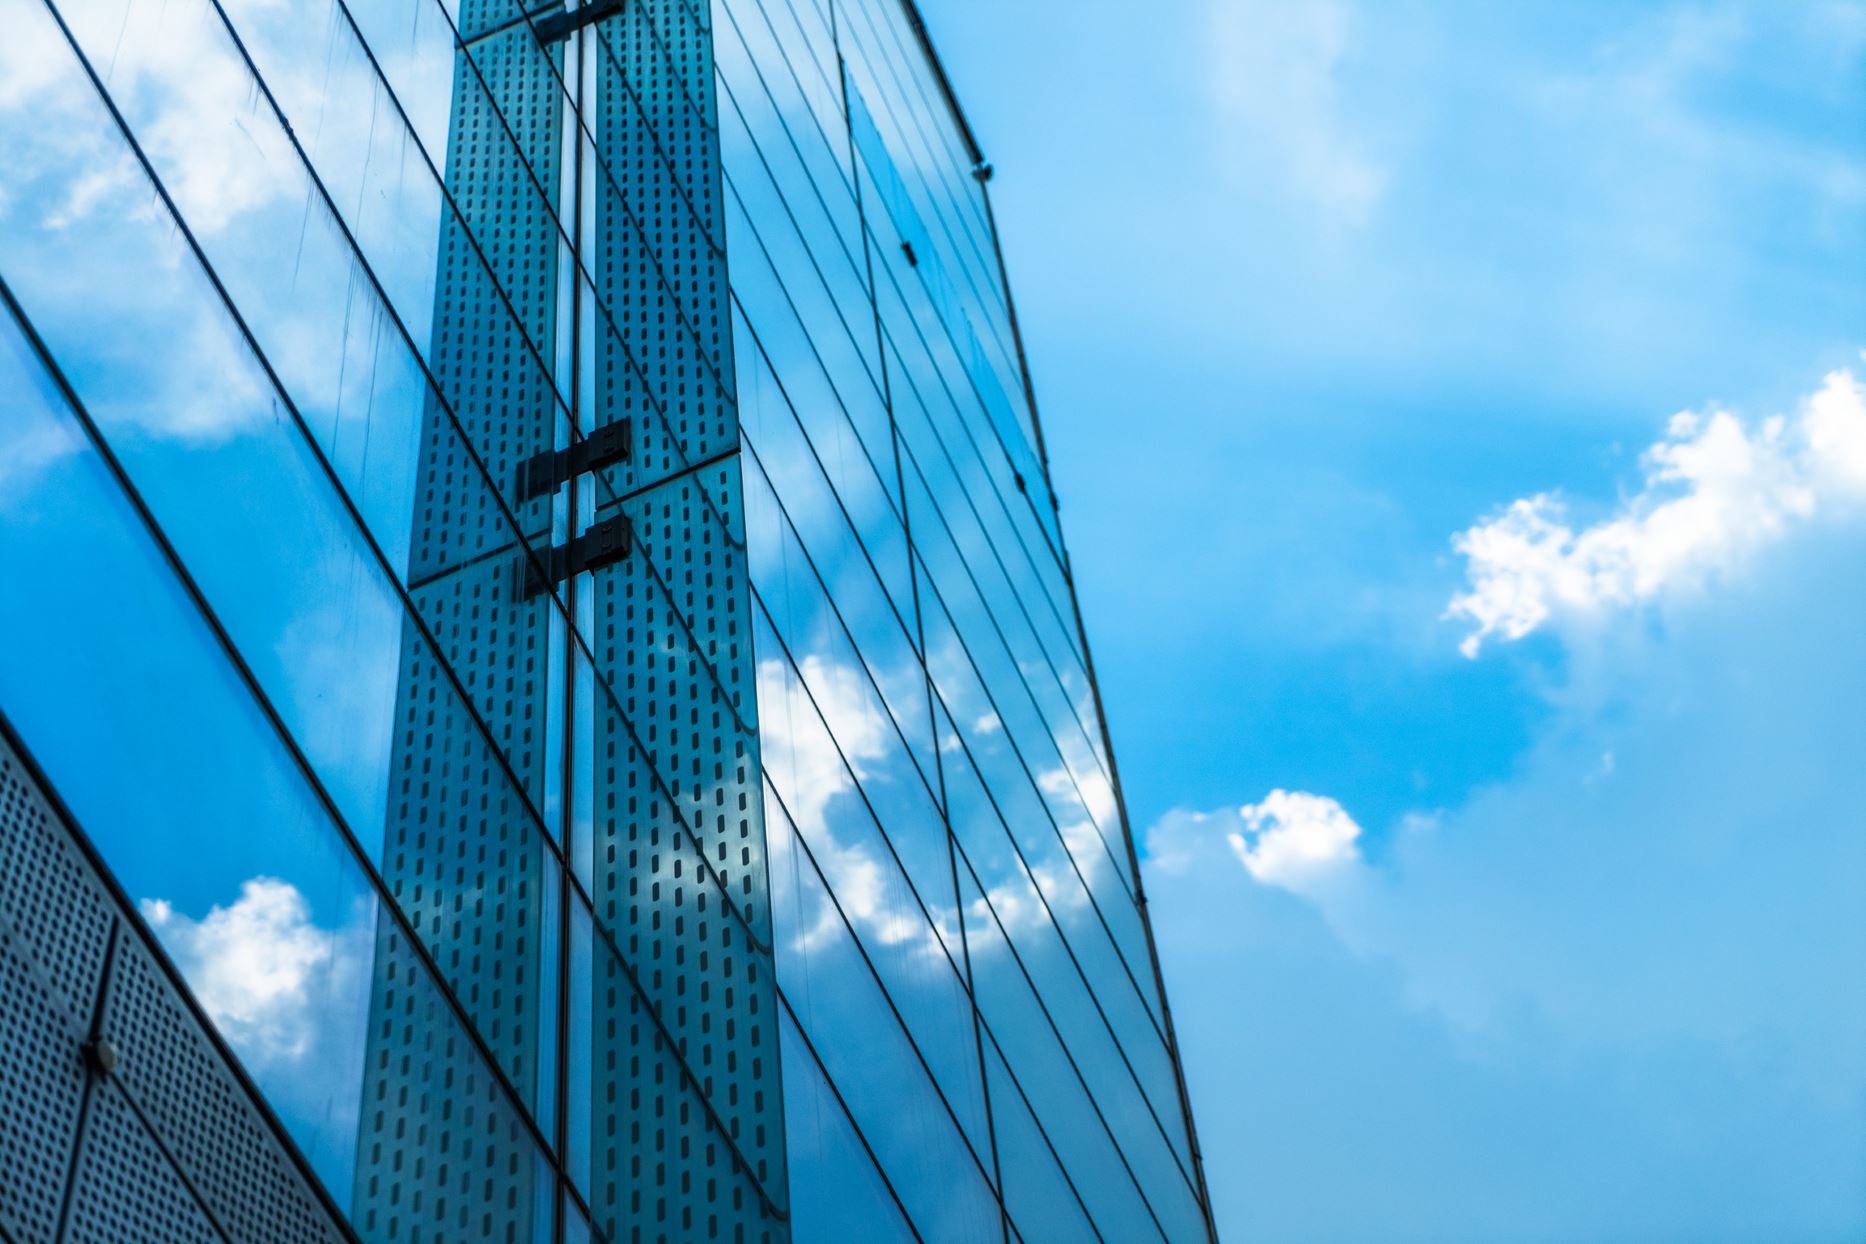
[1229,789,1363,891]
[141,877,368,1065]
[1449,364,1866,655]
[1208,0,1388,225]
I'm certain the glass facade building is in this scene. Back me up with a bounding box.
[0,0,1214,1239]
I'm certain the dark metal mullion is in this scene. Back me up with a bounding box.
[760,781,1009,1227]
[107,1074,238,1242]
[43,914,115,1244]
[404,530,545,593]
[551,19,589,1242]
[733,298,1187,1099]
[833,0,1015,379]
[76,918,240,1243]
[590,444,742,515]
[976,136,1224,1240]
[949,840,1172,1244]
[712,135,1112,806]
[771,991,925,1244]
[459,0,561,49]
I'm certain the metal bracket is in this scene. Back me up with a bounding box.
[520,514,632,599]
[517,418,631,502]
[533,0,624,43]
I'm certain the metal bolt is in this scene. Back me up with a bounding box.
[81,1037,117,1078]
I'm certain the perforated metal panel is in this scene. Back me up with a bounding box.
[587,2,787,1239]
[0,747,113,1023]
[63,1082,222,1244]
[101,937,348,1244]
[591,463,784,1243]
[0,910,87,1243]
[0,730,346,1244]
[352,14,566,1242]
[353,925,543,1244]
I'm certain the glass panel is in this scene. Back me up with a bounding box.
[741,422,935,789]
[777,1005,919,1244]
[0,38,564,1111]
[730,275,915,632]
[955,862,1163,1242]
[753,609,987,1155]
[886,313,1081,678]
[983,1037,1099,1244]
[920,577,1161,1021]
[763,794,998,1243]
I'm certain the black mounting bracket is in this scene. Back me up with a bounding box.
[517,418,631,502]
[520,513,632,599]
[533,0,624,44]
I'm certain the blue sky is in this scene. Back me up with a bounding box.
[928,0,1866,1239]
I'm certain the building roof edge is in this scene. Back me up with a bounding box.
[894,0,986,167]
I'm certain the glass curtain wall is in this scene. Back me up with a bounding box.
[714,1,1211,1239]
[0,0,1213,1240]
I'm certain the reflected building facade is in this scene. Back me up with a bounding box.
[0,0,1215,1241]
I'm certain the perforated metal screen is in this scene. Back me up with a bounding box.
[0,728,347,1244]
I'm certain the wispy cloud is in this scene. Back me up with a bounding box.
[1207,0,1387,226]
[0,418,80,508]
[1449,364,1866,655]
